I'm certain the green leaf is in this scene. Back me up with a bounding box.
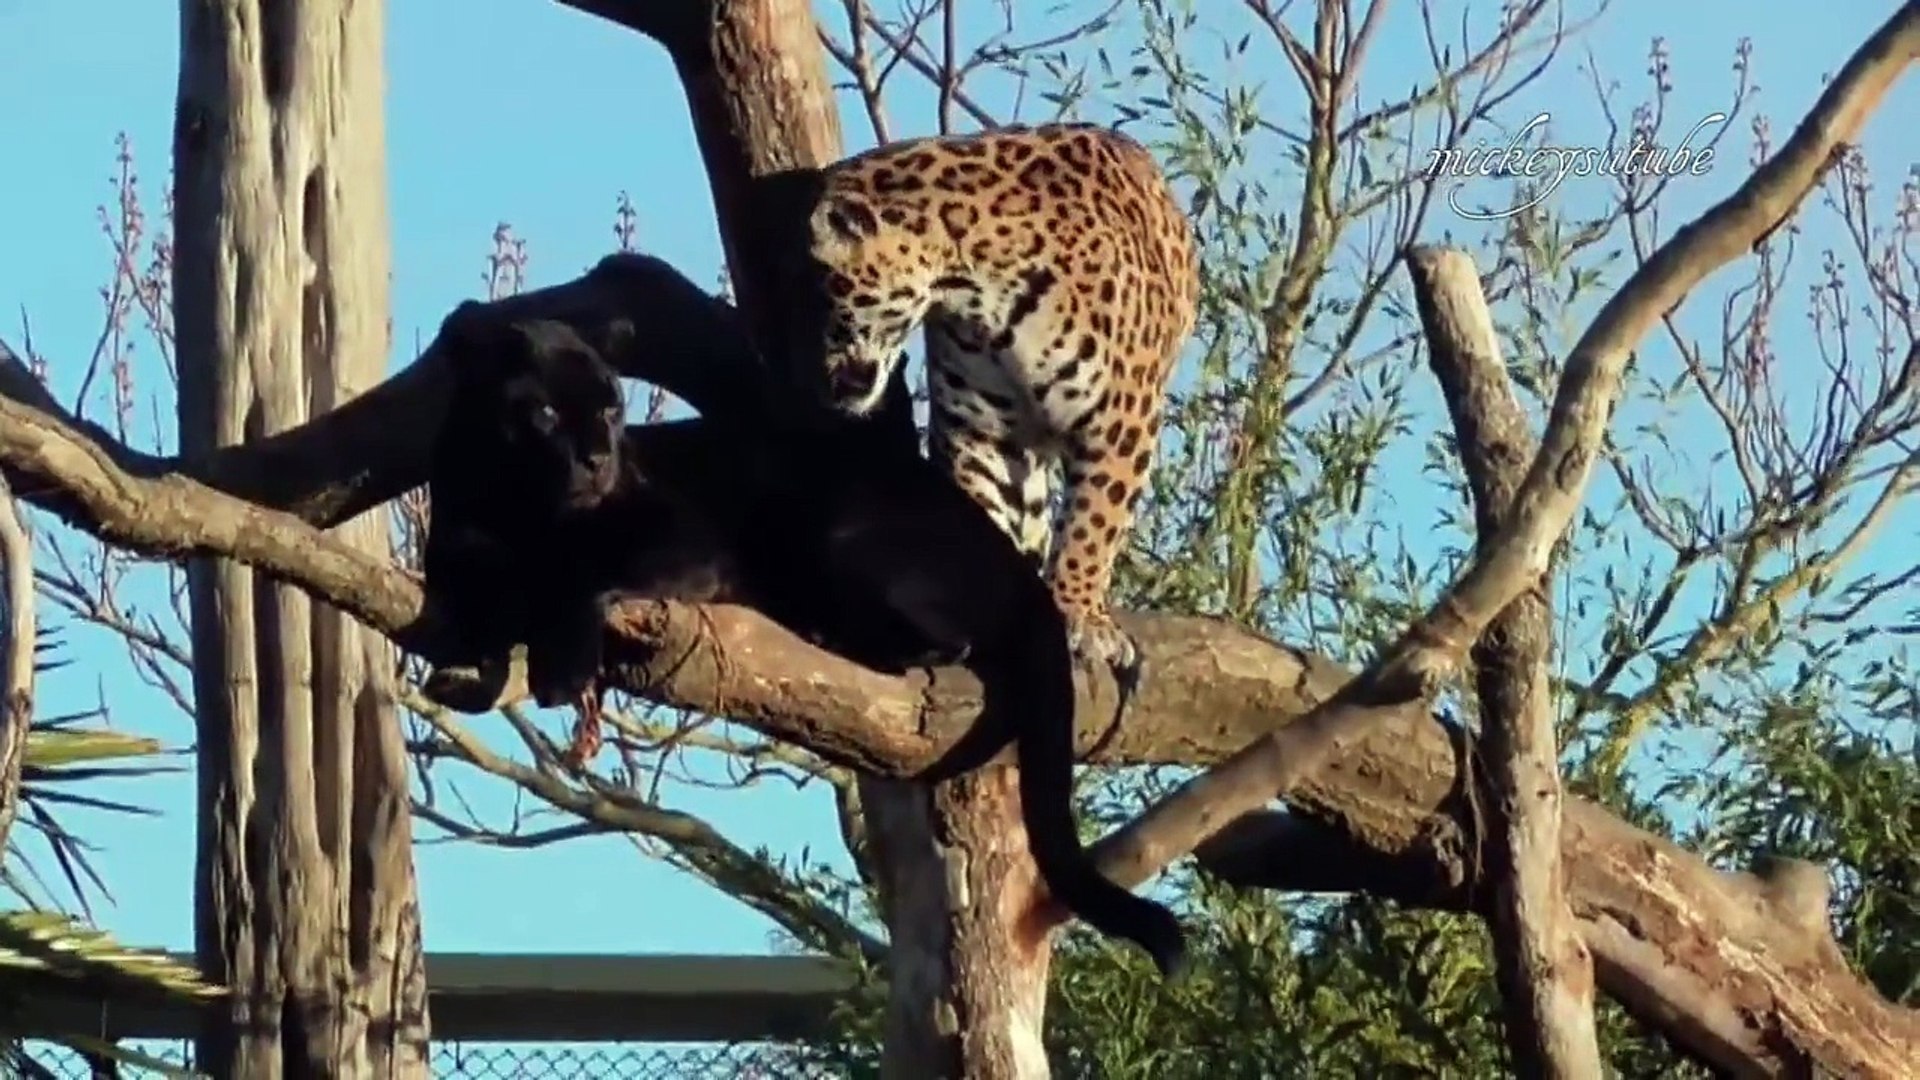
[23,729,165,770]
[0,909,223,1000]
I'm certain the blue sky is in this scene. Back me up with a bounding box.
[0,0,1914,980]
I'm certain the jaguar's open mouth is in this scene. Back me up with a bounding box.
[826,359,884,413]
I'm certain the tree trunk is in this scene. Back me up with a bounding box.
[172,1,430,1075]
[595,0,1058,1073]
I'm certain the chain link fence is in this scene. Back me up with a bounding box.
[13,953,860,1078]
[22,1039,846,1078]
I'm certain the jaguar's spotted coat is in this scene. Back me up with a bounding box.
[781,122,1198,678]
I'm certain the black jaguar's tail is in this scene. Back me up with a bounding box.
[992,589,1188,980]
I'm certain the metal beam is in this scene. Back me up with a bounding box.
[16,953,859,1044]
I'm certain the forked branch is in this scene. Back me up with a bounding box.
[1410,245,1602,1077]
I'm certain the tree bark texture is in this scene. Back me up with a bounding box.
[0,476,33,857]
[573,2,1060,1073]
[173,1,430,1075]
[1410,246,1604,1078]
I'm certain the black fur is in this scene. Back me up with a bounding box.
[421,308,1189,980]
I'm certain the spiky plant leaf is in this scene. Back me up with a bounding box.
[0,909,222,999]
[11,724,178,912]
[22,728,166,770]
[0,635,212,1073]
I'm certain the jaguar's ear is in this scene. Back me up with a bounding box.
[516,319,599,368]
[817,194,880,241]
[755,168,827,213]
[752,168,832,251]
[753,169,879,243]
[438,304,539,389]
[438,301,494,354]
[438,302,507,378]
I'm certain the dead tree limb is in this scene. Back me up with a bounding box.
[1410,245,1603,1076]
[1199,806,1904,1077]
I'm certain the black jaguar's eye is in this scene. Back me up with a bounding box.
[530,404,560,432]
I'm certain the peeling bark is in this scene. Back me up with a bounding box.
[173,0,429,1074]
[1409,246,1602,1077]
[1200,806,1917,1077]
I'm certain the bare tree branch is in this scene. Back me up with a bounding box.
[408,688,885,961]
[1410,245,1601,1077]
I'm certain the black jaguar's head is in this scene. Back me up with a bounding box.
[441,309,627,513]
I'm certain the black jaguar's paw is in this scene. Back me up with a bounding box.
[421,653,514,714]
[526,640,601,710]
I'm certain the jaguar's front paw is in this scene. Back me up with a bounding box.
[422,653,514,714]
[526,641,601,710]
[1065,609,1141,683]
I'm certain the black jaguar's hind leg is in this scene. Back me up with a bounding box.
[825,557,977,673]
[879,600,974,670]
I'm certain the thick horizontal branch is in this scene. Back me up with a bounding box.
[1199,805,1916,1077]
[0,359,439,650]
[0,322,1349,774]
